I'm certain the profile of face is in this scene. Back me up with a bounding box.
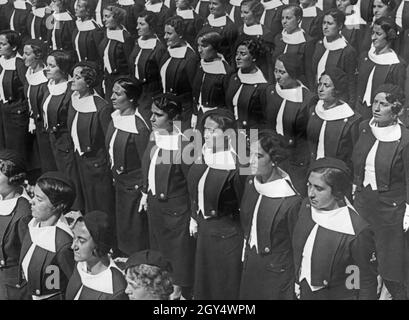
[23,45,38,68]
[150,103,173,132]
[336,0,351,14]
[30,184,57,223]
[281,8,299,33]
[307,171,338,211]
[373,0,389,20]
[176,0,190,10]
[371,23,389,52]
[71,220,97,263]
[125,269,155,300]
[372,92,397,126]
[317,74,336,102]
[71,66,89,93]
[241,4,257,26]
[45,55,65,82]
[51,0,64,12]
[0,169,11,196]
[164,25,182,48]
[137,17,152,38]
[75,0,89,19]
[249,141,273,177]
[103,9,117,29]
[197,37,216,61]
[322,14,341,39]
[209,0,225,18]
[274,59,295,89]
[235,44,254,70]
[0,35,16,59]
[111,82,132,112]
[203,117,224,150]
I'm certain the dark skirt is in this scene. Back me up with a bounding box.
[0,265,20,300]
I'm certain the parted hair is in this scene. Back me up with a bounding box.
[323,8,346,28]
[113,77,143,106]
[165,15,186,37]
[36,177,75,215]
[48,50,75,77]
[374,17,399,42]
[0,30,22,52]
[283,4,303,21]
[0,161,26,187]
[310,167,351,201]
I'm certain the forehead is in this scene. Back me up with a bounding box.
[372,24,385,33]
[113,82,126,93]
[323,15,336,23]
[308,171,330,188]
[34,184,48,198]
[151,103,166,115]
[46,55,57,65]
[73,221,92,239]
[282,8,295,16]
[0,35,8,43]
[73,66,84,75]
[164,25,176,33]
[374,92,388,102]
[319,74,334,85]
[374,0,386,5]
[204,117,219,129]
[250,140,266,154]
[103,9,112,15]
[23,45,34,53]
[275,59,286,70]
[137,16,147,23]
[237,45,249,54]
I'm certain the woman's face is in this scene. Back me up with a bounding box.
[204,117,224,150]
[137,17,152,38]
[336,0,351,13]
[274,59,294,89]
[197,37,217,61]
[23,45,38,68]
[103,9,118,29]
[249,141,273,177]
[164,25,182,48]
[176,0,190,10]
[235,45,254,70]
[371,24,389,51]
[209,0,225,18]
[372,92,397,126]
[322,14,341,39]
[0,35,16,59]
[71,220,97,263]
[317,74,336,102]
[241,4,257,26]
[373,0,389,20]
[75,0,89,19]
[30,184,57,223]
[308,171,338,210]
[281,8,299,33]
[0,170,11,196]
[150,103,173,132]
[125,269,155,300]
[71,66,89,93]
[111,83,133,112]
[45,55,65,82]
[51,0,64,12]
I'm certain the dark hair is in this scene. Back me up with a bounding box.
[376,0,396,12]
[0,30,22,52]
[276,52,303,80]
[282,4,303,21]
[323,9,346,28]
[310,167,351,201]
[197,31,222,52]
[241,0,264,20]
[74,217,111,257]
[236,38,264,61]
[374,17,399,42]
[104,5,127,25]
[113,77,143,105]
[48,50,74,77]
[0,160,26,187]
[24,39,46,61]
[152,93,182,120]
[164,15,186,37]
[58,0,73,11]
[349,0,358,5]
[36,177,76,215]
[76,0,97,18]
[252,129,290,164]
[32,0,49,8]
[72,61,99,89]
[203,110,235,131]
[373,83,405,115]
[212,0,229,7]
[138,10,158,34]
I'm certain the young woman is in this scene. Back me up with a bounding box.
[26,0,51,42]
[48,0,76,53]
[176,0,204,47]
[66,210,128,300]
[240,130,302,300]
[105,77,150,257]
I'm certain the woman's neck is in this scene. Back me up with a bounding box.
[374,44,392,55]
[31,61,44,73]
[119,106,135,116]
[0,186,21,201]
[108,25,121,30]
[240,65,257,74]
[204,54,218,62]
[3,53,16,60]
[375,119,396,127]
[78,89,92,99]
[213,12,225,19]
[141,34,155,40]
[257,166,282,184]
[86,256,110,275]
[322,99,339,109]
[326,33,341,43]
[280,79,299,89]
[286,27,301,34]
[80,17,91,22]
[53,77,67,85]
[301,2,315,8]
[170,40,186,48]
[39,213,60,227]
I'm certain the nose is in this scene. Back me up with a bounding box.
[71,241,77,250]
[125,284,132,295]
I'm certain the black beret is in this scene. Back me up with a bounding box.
[83,210,113,252]
[0,149,26,174]
[322,67,348,96]
[37,171,74,189]
[125,250,172,272]
[308,157,351,177]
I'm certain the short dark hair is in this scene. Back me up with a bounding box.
[323,9,346,28]
[73,217,111,257]
[197,31,222,52]
[374,17,399,42]
[138,10,158,34]
[377,0,396,12]
[164,15,185,37]
[283,4,303,21]
[72,61,99,89]
[104,5,127,25]
[203,110,235,131]
[152,93,182,121]
[48,50,74,77]
[0,30,22,52]
[77,0,98,16]
[0,160,26,187]
[252,129,290,164]
[36,177,76,215]
[373,83,405,115]
[24,39,47,61]
[113,77,143,106]
[241,0,264,20]
[236,38,264,61]
[309,167,351,201]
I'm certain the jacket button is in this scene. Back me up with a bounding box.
[86,146,91,151]
[93,163,99,168]
[242,121,247,126]
[323,280,328,286]
[159,193,165,200]
[134,185,139,190]
[17,110,21,114]
[264,247,270,253]
[173,212,177,215]
[52,126,57,131]
[306,203,310,208]
[210,210,216,216]
[362,129,366,133]
[35,289,40,295]
[119,166,124,171]
[0,260,4,266]
[288,139,293,145]
[311,112,315,116]
[249,179,253,184]
[170,88,173,92]
[393,202,397,207]
[15,284,20,288]
[344,118,348,122]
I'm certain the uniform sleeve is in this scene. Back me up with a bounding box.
[56,243,75,285]
[16,59,28,99]
[185,52,199,86]
[98,102,113,136]
[402,143,409,203]
[344,47,358,107]
[286,197,302,239]
[134,127,151,161]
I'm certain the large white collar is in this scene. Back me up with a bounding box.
[282,29,306,44]
[76,19,96,31]
[237,68,267,84]
[261,0,282,10]
[368,46,400,65]
[201,58,226,74]
[0,189,30,216]
[369,118,402,142]
[344,11,367,26]
[275,82,305,102]
[253,169,297,198]
[0,56,17,71]
[0,0,8,4]
[28,215,73,253]
[76,260,120,294]
[323,36,347,51]
[118,0,135,5]
[13,0,27,9]
[145,1,163,12]
[154,130,181,150]
[26,67,48,86]
[229,0,242,6]
[106,29,125,43]
[53,11,72,21]
[311,205,355,235]
[243,23,263,36]
[32,7,46,18]
[202,146,236,170]
[137,37,157,49]
[71,92,97,113]
[168,45,191,58]
[48,80,68,96]
[177,8,194,19]
[315,100,354,121]
[207,14,227,27]
[302,5,317,17]
[111,109,148,134]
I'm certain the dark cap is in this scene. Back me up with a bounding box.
[321,67,348,96]
[308,157,351,177]
[0,149,26,174]
[37,171,74,189]
[125,250,172,272]
[277,52,303,80]
[83,210,113,253]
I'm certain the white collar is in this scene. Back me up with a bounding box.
[32,7,46,18]
[53,11,72,21]
[168,45,190,58]
[0,0,8,4]
[202,146,236,170]
[76,19,96,31]
[71,92,97,113]
[282,29,306,44]
[229,0,242,6]
[368,46,400,65]
[315,100,354,121]
[0,56,17,71]
[26,67,48,86]
[275,82,305,102]
[137,37,157,49]
[13,0,27,9]
[311,205,355,235]
[302,6,317,17]
[76,260,120,294]
[145,1,163,12]
[177,8,194,19]
[111,109,144,134]
[253,169,297,198]
[369,118,402,142]
[237,68,267,84]
[243,23,263,36]
[28,215,73,253]
[154,130,181,150]
[118,0,135,5]
[201,58,226,74]
[344,11,367,26]
[106,29,125,43]
[323,36,347,51]
[207,14,227,27]
[48,80,68,96]
[0,189,30,216]
[261,0,282,10]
